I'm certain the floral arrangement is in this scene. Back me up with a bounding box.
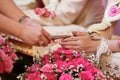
[34,7,56,18]
[34,0,57,18]
[0,35,18,74]
[18,48,110,80]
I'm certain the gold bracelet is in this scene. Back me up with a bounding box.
[18,15,29,23]
[88,30,102,40]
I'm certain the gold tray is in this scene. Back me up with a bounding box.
[10,39,61,57]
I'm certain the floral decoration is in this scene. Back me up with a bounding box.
[0,35,18,74]
[34,7,56,18]
[18,48,110,80]
[109,5,120,17]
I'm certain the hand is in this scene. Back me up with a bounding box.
[61,31,100,53]
[19,18,51,46]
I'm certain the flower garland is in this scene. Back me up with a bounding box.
[18,48,111,80]
[0,35,18,74]
[34,0,58,18]
[87,0,120,33]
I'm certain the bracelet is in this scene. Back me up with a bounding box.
[95,38,111,64]
[88,30,102,36]
[88,30,102,40]
[18,15,29,23]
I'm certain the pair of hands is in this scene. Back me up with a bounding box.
[19,18,51,46]
[61,31,100,53]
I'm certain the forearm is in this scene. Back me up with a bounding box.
[100,22,116,39]
[108,39,120,52]
[0,0,25,21]
[0,13,23,37]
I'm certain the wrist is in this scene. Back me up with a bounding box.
[108,39,120,52]
[18,15,29,23]
[91,40,101,52]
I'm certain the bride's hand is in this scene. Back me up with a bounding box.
[61,31,100,53]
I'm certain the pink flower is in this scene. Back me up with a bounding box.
[109,5,120,17]
[78,71,94,80]
[44,73,57,80]
[42,54,50,64]
[38,8,48,16]
[34,7,40,14]
[56,61,69,72]
[70,58,89,68]
[10,53,18,60]
[52,53,61,61]
[0,61,5,73]
[29,64,41,72]
[0,36,3,45]
[63,49,74,55]
[85,65,99,75]
[0,49,6,60]
[4,55,13,73]
[27,71,41,80]
[40,64,54,72]
[50,12,56,18]
[59,74,73,80]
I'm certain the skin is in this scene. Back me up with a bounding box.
[61,22,120,53]
[0,0,51,46]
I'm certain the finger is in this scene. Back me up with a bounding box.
[62,37,80,42]
[72,31,88,36]
[37,40,44,46]
[39,35,49,46]
[42,29,52,43]
[62,45,81,52]
[61,41,79,46]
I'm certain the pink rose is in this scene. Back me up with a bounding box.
[4,55,13,73]
[10,53,18,60]
[59,74,73,80]
[63,49,73,55]
[52,53,61,61]
[42,54,50,64]
[0,36,3,45]
[0,61,5,73]
[56,61,69,72]
[50,12,56,18]
[44,73,57,80]
[27,71,41,80]
[40,64,54,72]
[65,54,73,61]
[0,49,6,59]
[85,65,99,75]
[53,48,64,54]
[78,71,94,80]
[29,64,41,72]
[70,58,89,68]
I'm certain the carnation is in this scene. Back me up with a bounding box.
[18,48,110,80]
[0,35,18,74]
